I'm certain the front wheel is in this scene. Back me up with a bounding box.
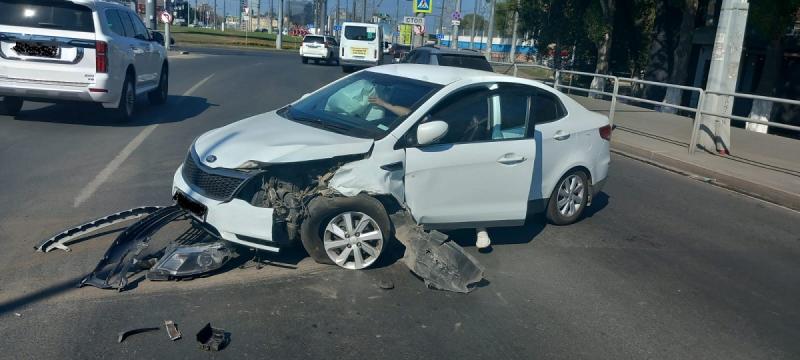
[301,56,308,64]
[300,195,392,270]
[545,170,589,225]
[0,96,23,116]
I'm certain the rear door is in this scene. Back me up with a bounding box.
[123,10,158,87]
[0,0,97,84]
[341,24,380,62]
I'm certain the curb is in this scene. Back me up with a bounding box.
[610,140,800,212]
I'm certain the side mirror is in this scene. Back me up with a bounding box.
[416,121,448,146]
[151,31,165,45]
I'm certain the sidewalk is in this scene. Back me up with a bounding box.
[569,95,800,211]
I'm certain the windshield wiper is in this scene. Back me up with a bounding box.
[37,22,64,28]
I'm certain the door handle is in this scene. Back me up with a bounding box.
[497,153,526,165]
[554,131,571,141]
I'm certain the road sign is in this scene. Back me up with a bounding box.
[452,11,461,20]
[334,25,342,31]
[436,33,444,40]
[403,16,425,26]
[413,0,432,13]
[159,11,173,24]
[451,20,460,26]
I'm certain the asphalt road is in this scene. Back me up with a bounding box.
[1,48,798,359]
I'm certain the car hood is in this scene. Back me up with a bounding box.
[193,111,374,169]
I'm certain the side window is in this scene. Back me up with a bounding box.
[532,91,566,124]
[491,90,530,140]
[117,10,135,38]
[423,88,491,144]
[105,10,126,37]
[127,11,150,40]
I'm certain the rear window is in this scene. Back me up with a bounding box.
[303,35,325,44]
[344,26,376,41]
[0,0,95,32]
[437,54,493,72]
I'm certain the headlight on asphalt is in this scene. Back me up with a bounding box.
[147,241,232,280]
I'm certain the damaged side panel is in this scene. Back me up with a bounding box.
[328,148,405,203]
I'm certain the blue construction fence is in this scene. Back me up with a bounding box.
[439,40,537,55]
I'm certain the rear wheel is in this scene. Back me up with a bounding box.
[302,56,308,64]
[113,75,135,122]
[148,65,169,105]
[0,96,23,116]
[545,170,589,225]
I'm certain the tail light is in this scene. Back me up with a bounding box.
[95,41,108,73]
[599,124,612,141]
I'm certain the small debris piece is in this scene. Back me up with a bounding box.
[377,279,394,290]
[196,323,230,351]
[14,312,21,317]
[165,320,182,341]
[118,326,160,343]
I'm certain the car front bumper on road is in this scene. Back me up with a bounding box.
[172,166,281,252]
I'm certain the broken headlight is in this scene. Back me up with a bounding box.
[147,241,232,280]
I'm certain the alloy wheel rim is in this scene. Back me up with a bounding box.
[323,211,383,270]
[556,174,585,217]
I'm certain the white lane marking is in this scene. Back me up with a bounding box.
[73,74,215,207]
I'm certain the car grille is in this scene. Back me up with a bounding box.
[181,155,245,201]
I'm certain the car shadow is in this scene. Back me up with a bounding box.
[9,95,214,126]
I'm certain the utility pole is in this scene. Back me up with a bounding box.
[469,0,477,48]
[276,0,284,48]
[507,0,519,62]
[268,0,274,33]
[336,0,341,35]
[362,0,366,22]
[213,0,217,29]
[223,0,226,30]
[146,0,156,29]
[485,0,496,60]
[450,0,461,48]
[694,0,749,154]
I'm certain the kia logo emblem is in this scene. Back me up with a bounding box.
[205,155,217,163]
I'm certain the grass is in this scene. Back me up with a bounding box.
[164,26,303,50]
[517,66,555,81]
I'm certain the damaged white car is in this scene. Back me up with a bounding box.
[172,64,611,270]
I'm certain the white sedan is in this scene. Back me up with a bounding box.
[172,64,611,270]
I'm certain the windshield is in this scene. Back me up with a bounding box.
[344,26,377,41]
[0,0,95,32]
[278,72,442,139]
[303,35,325,44]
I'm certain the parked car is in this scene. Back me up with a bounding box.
[339,22,382,72]
[0,0,169,120]
[172,64,611,270]
[401,46,493,72]
[299,35,339,65]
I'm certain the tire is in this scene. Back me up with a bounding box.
[148,64,168,105]
[0,96,23,116]
[111,74,136,122]
[302,57,308,64]
[300,195,392,270]
[313,59,319,64]
[545,170,590,225]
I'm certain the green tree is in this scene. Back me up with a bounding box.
[746,0,800,133]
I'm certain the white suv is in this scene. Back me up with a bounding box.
[0,0,169,120]
[299,35,338,65]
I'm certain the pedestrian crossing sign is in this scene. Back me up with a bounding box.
[414,0,432,13]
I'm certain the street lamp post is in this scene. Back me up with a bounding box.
[450,0,461,49]
[469,0,477,48]
[276,0,283,49]
[485,0,496,60]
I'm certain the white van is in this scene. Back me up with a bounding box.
[339,22,382,72]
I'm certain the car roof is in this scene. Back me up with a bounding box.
[366,64,505,85]
[342,22,378,27]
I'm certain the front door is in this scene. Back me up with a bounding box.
[404,84,536,227]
